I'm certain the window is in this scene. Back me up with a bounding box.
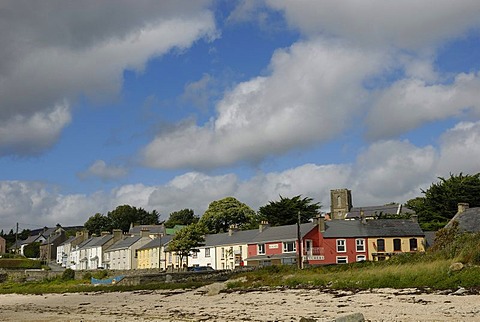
[356,255,366,262]
[205,248,210,258]
[221,248,225,258]
[283,241,296,252]
[336,239,346,252]
[393,239,402,251]
[377,239,385,252]
[192,251,197,259]
[356,239,365,252]
[409,238,418,251]
[258,244,265,255]
[336,256,348,264]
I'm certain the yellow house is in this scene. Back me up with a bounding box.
[367,236,426,261]
[365,218,426,261]
[136,235,172,269]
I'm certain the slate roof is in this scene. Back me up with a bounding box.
[250,222,317,243]
[129,225,165,236]
[22,234,44,244]
[83,235,113,248]
[446,207,480,233]
[40,233,64,245]
[345,204,415,219]
[59,236,76,246]
[106,236,142,251]
[138,235,173,250]
[76,237,97,249]
[322,219,424,238]
[204,229,262,247]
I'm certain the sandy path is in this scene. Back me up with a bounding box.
[0,287,479,321]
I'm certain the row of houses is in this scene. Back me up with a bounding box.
[55,216,425,271]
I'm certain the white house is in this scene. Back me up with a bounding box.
[104,234,152,270]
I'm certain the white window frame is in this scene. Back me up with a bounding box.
[336,239,346,253]
[356,239,365,252]
[258,244,265,255]
[283,241,296,253]
[205,248,210,258]
[336,256,348,264]
[356,255,366,262]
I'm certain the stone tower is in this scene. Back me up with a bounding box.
[330,189,352,220]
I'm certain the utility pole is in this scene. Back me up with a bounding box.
[15,223,18,254]
[297,211,303,269]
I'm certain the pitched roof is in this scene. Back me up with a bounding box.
[129,225,164,236]
[84,235,113,248]
[138,235,173,250]
[204,229,261,247]
[345,204,415,219]
[106,236,143,251]
[250,222,317,243]
[59,236,76,246]
[323,219,424,238]
[446,207,480,233]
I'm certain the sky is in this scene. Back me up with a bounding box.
[1,0,480,233]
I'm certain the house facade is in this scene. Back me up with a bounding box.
[57,230,88,267]
[246,222,321,267]
[104,235,152,270]
[136,235,172,269]
[189,234,219,269]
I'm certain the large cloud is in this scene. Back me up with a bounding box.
[0,1,216,156]
[266,0,480,49]
[366,72,480,139]
[143,39,387,169]
[437,121,480,175]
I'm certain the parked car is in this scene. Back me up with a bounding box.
[187,266,214,272]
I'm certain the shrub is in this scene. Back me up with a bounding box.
[61,268,75,281]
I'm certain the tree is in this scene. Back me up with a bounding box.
[84,213,111,236]
[165,209,199,228]
[405,173,480,231]
[258,195,321,226]
[23,242,41,258]
[199,197,258,234]
[166,223,206,269]
[83,205,160,234]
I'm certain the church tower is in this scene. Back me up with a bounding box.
[330,189,352,220]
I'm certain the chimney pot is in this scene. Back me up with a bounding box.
[458,203,469,214]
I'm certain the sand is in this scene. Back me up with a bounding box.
[1,286,479,321]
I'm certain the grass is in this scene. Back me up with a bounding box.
[0,277,209,295]
[227,254,480,291]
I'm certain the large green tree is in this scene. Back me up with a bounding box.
[164,209,199,228]
[258,195,321,226]
[83,205,160,234]
[405,173,480,231]
[84,213,112,236]
[166,223,206,269]
[200,197,258,234]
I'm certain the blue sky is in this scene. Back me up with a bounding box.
[1,0,480,232]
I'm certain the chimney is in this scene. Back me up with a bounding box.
[228,224,239,236]
[140,227,150,238]
[360,209,366,224]
[259,221,269,233]
[411,214,418,223]
[457,203,469,214]
[318,217,325,232]
[113,229,123,242]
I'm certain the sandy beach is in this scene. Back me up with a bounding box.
[1,286,480,322]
